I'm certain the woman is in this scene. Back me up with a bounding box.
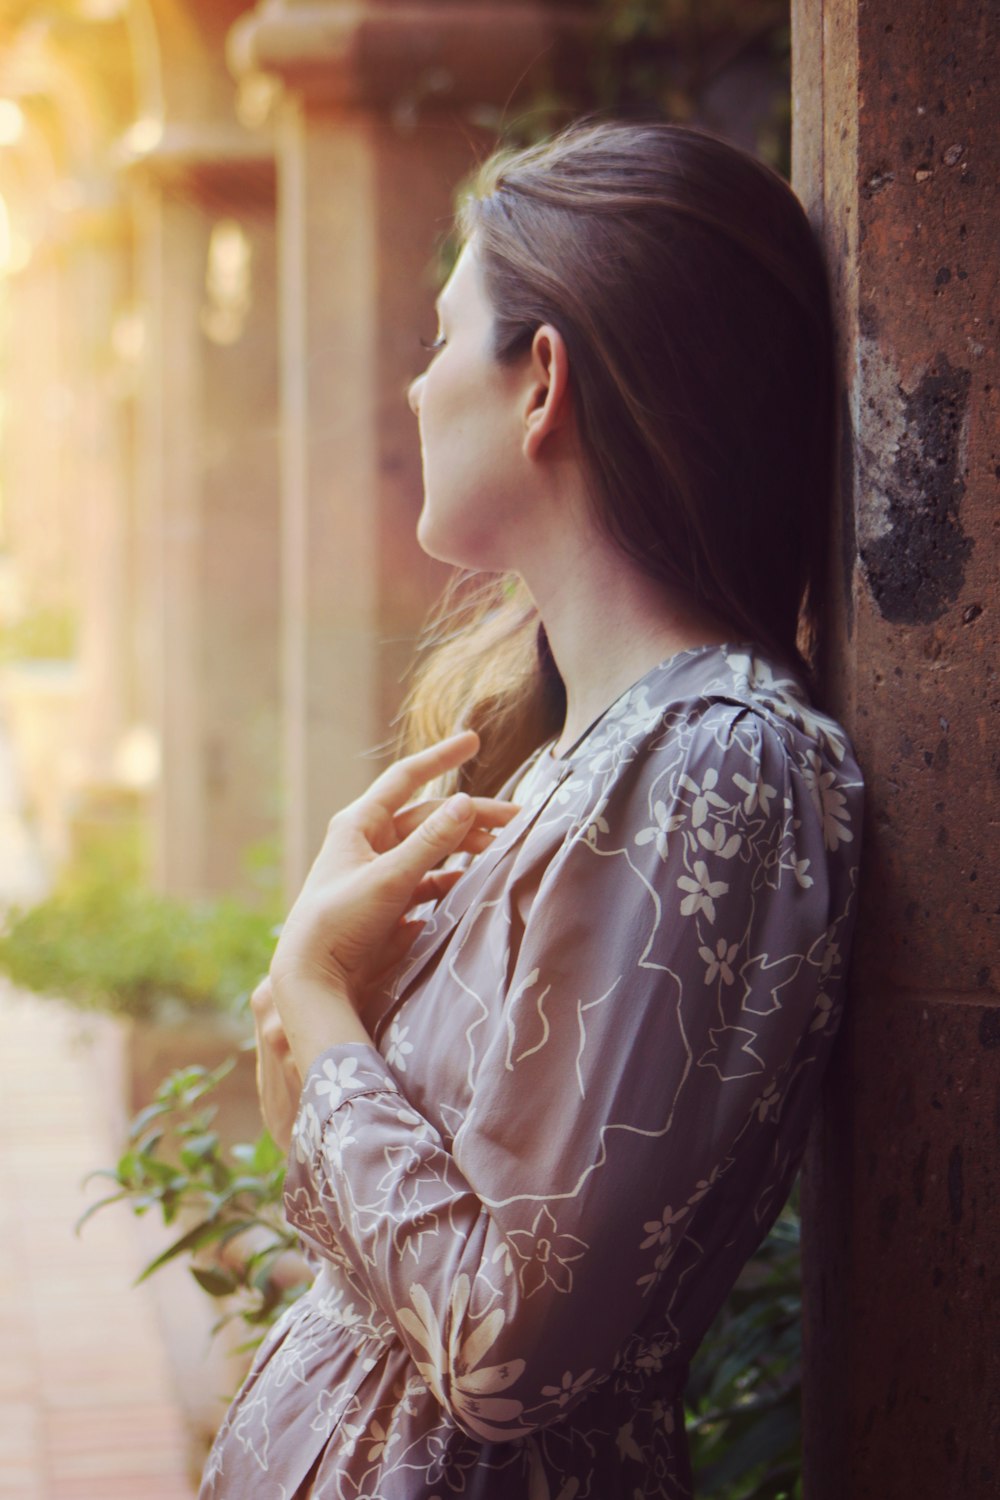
[201,120,863,1499]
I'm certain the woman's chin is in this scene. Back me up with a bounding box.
[414,507,439,558]
[414,517,453,566]
[415,511,494,572]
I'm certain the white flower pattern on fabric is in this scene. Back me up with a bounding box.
[640,1204,690,1251]
[677,860,729,922]
[584,811,611,848]
[801,750,855,850]
[696,822,742,858]
[540,1368,598,1408]
[384,1021,414,1072]
[314,1055,363,1109]
[364,1417,399,1463]
[507,1205,588,1298]
[292,1100,322,1165]
[321,1113,357,1172]
[732,770,778,817]
[699,938,739,985]
[681,767,728,828]
[198,644,863,1500]
[397,1276,529,1442]
[634,800,686,859]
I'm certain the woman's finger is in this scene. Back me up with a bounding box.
[249,976,273,1016]
[251,984,287,1047]
[261,1014,291,1053]
[457,830,494,856]
[393,796,519,843]
[407,867,466,907]
[251,978,303,1153]
[252,984,290,1053]
[374,918,426,973]
[356,920,427,1026]
[378,793,478,895]
[358,731,480,820]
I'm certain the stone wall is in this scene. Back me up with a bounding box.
[792,0,1000,1491]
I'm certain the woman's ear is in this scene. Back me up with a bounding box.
[522,324,573,462]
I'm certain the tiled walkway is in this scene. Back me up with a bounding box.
[0,720,196,1499]
[0,985,198,1499]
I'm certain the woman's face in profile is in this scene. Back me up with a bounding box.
[407,241,532,574]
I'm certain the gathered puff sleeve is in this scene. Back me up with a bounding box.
[282,697,861,1443]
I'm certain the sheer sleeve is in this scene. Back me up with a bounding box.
[282,700,860,1441]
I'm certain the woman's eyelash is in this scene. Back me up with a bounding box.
[419,334,446,352]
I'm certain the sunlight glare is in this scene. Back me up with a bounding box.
[0,195,29,276]
[0,101,25,147]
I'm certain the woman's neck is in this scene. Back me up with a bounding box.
[523,537,733,759]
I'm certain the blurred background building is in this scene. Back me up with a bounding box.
[0,0,790,902]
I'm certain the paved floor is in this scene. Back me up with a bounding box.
[0,719,196,1499]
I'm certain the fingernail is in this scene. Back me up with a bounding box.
[442,793,473,822]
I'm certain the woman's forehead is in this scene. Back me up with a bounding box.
[438,239,483,315]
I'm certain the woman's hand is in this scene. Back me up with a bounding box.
[269,730,518,1073]
[250,975,302,1154]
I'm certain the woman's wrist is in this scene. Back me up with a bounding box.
[270,971,372,1077]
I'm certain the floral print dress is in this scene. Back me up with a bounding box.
[200,644,863,1500]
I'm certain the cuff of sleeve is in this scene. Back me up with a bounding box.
[299,1040,400,1125]
[289,1041,401,1166]
[284,1042,402,1253]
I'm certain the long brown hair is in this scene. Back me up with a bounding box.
[401,119,836,794]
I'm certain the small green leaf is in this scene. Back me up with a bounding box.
[115,1149,137,1181]
[179,1133,221,1172]
[74,1192,129,1234]
[697,1401,800,1491]
[191,1266,239,1298]
[251,1132,284,1174]
[128,1101,169,1140]
[135,1216,231,1282]
[81,1166,126,1189]
[132,1127,166,1157]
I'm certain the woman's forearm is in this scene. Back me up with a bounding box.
[272,973,372,1077]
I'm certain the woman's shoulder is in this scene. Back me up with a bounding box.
[574,642,860,785]
[560,644,863,874]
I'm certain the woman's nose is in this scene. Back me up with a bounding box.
[407,374,424,416]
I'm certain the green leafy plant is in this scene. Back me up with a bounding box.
[0,842,279,1022]
[81,1059,307,1337]
[685,1190,803,1499]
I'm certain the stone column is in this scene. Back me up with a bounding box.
[1,235,77,626]
[128,132,282,897]
[72,201,135,794]
[0,106,131,867]
[792,1,999,1493]
[228,0,595,892]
